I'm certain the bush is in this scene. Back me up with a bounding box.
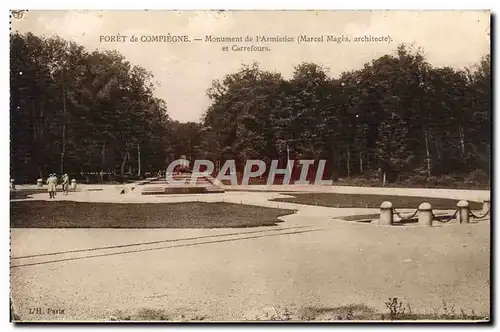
[330,175,381,187]
[425,176,439,187]
[464,169,490,185]
[347,177,380,187]
[402,174,428,186]
[401,167,457,187]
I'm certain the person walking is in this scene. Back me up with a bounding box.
[62,173,69,195]
[47,174,56,198]
[52,174,58,197]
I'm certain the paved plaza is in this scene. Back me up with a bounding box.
[10,184,490,321]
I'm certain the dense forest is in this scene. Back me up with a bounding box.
[10,32,490,186]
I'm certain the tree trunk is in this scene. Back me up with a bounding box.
[39,105,46,173]
[31,100,37,140]
[382,171,387,186]
[137,143,141,177]
[435,139,441,160]
[100,142,106,182]
[31,101,40,178]
[286,144,291,176]
[346,141,351,177]
[40,105,44,138]
[120,148,130,176]
[416,99,431,177]
[330,144,338,181]
[359,152,363,173]
[459,124,465,156]
[60,71,67,175]
[423,128,431,176]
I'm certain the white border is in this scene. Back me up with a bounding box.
[2,1,496,332]
[3,0,498,10]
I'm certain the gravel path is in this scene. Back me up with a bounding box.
[11,218,490,321]
[10,186,491,321]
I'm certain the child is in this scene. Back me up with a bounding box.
[62,174,69,195]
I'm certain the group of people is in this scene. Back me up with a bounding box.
[46,173,70,198]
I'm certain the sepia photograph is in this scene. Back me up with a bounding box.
[9,9,491,323]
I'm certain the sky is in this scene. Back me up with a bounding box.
[12,10,490,122]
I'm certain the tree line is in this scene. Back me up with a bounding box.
[11,32,190,183]
[200,45,490,186]
[10,32,490,185]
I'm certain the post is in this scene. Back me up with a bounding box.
[418,202,433,227]
[457,200,470,224]
[37,178,43,187]
[482,199,491,215]
[10,179,15,190]
[379,201,393,225]
[70,179,77,191]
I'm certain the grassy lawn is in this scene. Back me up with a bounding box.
[10,189,48,200]
[220,177,490,190]
[10,201,293,228]
[272,193,483,210]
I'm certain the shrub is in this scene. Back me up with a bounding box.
[425,176,439,187]
[464,169,490,185]
[344,177,380,187]
[402,174,428,186]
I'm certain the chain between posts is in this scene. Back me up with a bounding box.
[392,204,489,224]
[469,208,490,219]
[393,208,419,221]
[432,209,458,223]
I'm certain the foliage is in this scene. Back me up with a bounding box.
[200,45,490,184]
[11,32,171,182]
[385,297,406,320]
[11,33,490,185]
[464,169,490,184]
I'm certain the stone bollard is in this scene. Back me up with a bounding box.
[483,199,491,214]
[418,202,433,227]
[457,200,470,224]
[10,179,15,190]
[379,201,393,225]
[70,179,77,191]
[37,178,43,187]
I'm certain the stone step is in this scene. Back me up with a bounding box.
[142,186,208,195]
[205,186,225,193]
[148,181,212,186]
[142,187,169,192]
[149,177,212,182]
[138,174,222,195]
